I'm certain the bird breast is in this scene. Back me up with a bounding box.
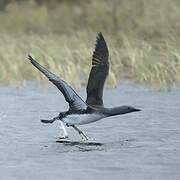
[62,113,106,125]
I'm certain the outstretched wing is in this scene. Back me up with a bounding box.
[28,55,87,111]
[86,32,109,107]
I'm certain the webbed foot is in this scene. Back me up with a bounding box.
[58,135,68,139]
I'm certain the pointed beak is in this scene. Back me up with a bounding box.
[134,108,141,112]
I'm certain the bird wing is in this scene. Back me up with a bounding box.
[86,32,109,108]
[28,55,87,112]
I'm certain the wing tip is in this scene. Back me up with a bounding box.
[97,32,104,41]
[27,54,34,62]
[94,32,109,59]
[96,32,107,46]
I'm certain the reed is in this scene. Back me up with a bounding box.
[0,0,179,89]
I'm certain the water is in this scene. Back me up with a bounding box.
[0,82,180,180]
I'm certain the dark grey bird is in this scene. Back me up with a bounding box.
[27,32,141,140]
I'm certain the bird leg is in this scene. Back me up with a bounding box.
[71,125,89,141]
[59,121,68,139]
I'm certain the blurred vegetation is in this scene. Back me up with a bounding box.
[0,0,179,89]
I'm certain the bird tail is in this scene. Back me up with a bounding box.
[41,119,56,124]
[41,116,60,124]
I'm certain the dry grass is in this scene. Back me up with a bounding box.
[0,0,180,89]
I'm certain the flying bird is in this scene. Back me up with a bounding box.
[27,33,141,140]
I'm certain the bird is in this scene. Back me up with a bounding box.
[27,32,141,140]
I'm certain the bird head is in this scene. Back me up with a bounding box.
[107,105,141,116]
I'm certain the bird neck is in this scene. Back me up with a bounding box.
[105,106,132,116]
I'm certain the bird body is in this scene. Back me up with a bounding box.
[62,113,106,126]
[28,32,141,140]
[57,105,139,126]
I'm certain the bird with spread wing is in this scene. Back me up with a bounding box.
[27,33,140,140]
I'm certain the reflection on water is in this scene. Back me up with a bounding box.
[55,140,104,152]
[0,82,180,180]
[55,140,103,146]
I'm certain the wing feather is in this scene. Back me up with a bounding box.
[86,33,109,107]
[28,55,87,111]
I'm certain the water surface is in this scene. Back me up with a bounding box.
[0,82,180,180]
